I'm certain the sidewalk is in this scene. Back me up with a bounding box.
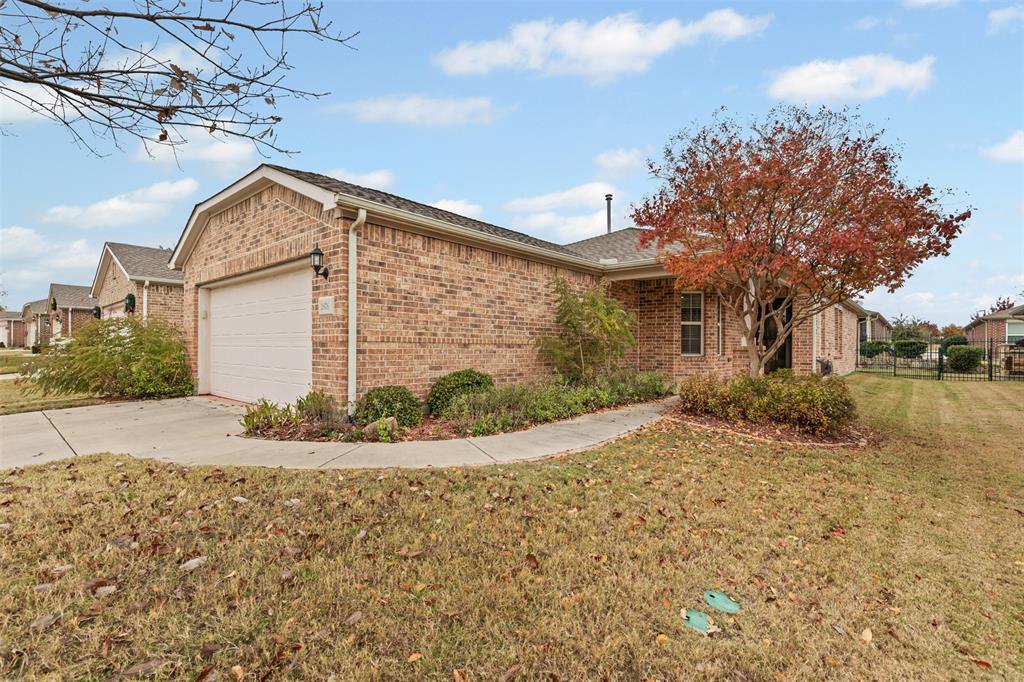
[0,397,674,470]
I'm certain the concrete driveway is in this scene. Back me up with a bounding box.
[0,397,672,470]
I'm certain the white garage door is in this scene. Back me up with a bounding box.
[208,267,312,405]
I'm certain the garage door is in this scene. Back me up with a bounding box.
[208,267,312,404]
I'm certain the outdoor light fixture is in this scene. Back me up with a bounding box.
[310,243,328,279]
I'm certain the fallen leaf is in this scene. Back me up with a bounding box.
[398,546,423,558]
[499,664,523,681]
[94,585,118,598]
[453,670,469,682]
[230,665,244,680]
[408,652,423,662]
[344,611,363,626]
[860,628,873,643]
[194,665,218,682]
[107,658,164,680]
[179,556,208,572]
[971,658,992,670]
[655,633,670,646]
[30,612,59,631]
[199,643,222,659]
[525,553,540,571]
[354,529,367,542]
[231,496,249,504]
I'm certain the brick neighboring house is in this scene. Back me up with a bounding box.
[47,284,95,340]
[1,310,26,347]
[90,242,184,326]
[168,164,863,407]
[965,304,1024,347]
[22,299,50,346]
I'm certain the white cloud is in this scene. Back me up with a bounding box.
[430,199,483,219]
[768,54,934,102]
[0,82,68,124]
[520,210,609,242]
[329,95,500,126]
[434,10,771,83]
[41,178,199,228]
[988,5,1024,32]
[853,16,881,30]
[980,131,1024,162]
[594,148,645,176]
[904,0,957,7]
[328,167,396,190]
[504,181,615,213]
[133,138,255,178]
[0,226,99,271]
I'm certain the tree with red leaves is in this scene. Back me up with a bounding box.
[633,107,971,377]
[971,296,1016,322]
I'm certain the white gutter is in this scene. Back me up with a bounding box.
[143,280,150,321]
[346,206,367,416]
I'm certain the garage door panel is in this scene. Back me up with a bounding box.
[207,267,312,405]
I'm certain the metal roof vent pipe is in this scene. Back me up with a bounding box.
[605,193,613,234]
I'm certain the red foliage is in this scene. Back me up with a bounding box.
[632,107,971,375]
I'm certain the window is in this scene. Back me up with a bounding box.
[716,295,724,356]
[1008,322,1024,345]
[680,292,703,356]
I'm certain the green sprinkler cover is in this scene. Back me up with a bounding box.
[704,590,741,614]
[682,609,712,635]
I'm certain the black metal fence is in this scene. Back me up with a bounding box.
[857,336,1024,382]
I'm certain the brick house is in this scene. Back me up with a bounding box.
[1,310,26,348]
[47,284,94,340]
[965,304,1024,347]
[168,165,861,407]
[22,299,49,346]
[90,242,183,326]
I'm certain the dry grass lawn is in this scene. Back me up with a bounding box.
[0,379,102,416]
[1,375,1021,680]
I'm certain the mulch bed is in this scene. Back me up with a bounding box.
[667,410,874,449]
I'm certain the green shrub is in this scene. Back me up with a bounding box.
[427,369,494,415]
[295,390,345,435]
[940,335,968,351]
[23,318,193,399]
[537,278,637,381]
[355,385,422,427]
[945,345,983,373]
[893,339,928,359]
[860,340,892,358]
[677,371,855,435]
[241,399,297,436]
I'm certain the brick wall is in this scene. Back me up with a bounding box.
[2,320,26,347]
[50,308,95,338]
[966,320,1006,347]
[812,304,859,375]
[94,260,184,328]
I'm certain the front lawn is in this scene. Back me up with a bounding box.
[0,379,102,415]
[0,351,33,374]
[1,375,1021,679]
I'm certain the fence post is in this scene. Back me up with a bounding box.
[988,339,994,381]
[893,342,897,376]
[938,339,944,381]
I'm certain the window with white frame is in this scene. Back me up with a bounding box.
[680,292,703,355]
[716,295,724,356]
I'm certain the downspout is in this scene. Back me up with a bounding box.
[143,280,150,322]
[344,206,367,416]
[812,312,820,373]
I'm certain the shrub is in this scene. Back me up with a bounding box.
[945,345,983,373]
[940,335,967,351]
[31,344,41,354]
[241,400,297,436]
[893,339,928,359]
[860,340,891,358]
[537,278,637,381]
[427,369,494,415]
[676,371,855,435]
[295,390,345,435]
[355,385,422,427]
[23,318,193,399]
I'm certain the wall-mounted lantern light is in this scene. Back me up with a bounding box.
[124,292,136,314]
[92,306,101,319]
[310,243,328,280]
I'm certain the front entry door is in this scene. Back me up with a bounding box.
[762,298,792,373]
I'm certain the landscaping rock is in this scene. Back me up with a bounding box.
[362,417,398,442]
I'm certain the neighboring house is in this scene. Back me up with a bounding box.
[1,310,26,347]
[22,299,49,347]
[844,300,893,348]
[47,283,95,339]
[168,164,862,406]
[965,304,1024,347]
[90,242,184,326]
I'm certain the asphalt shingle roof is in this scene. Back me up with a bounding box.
[107,242,182,282]
[23,299,48,315]
[49,284,93,309]
[267,165,586,259]
[563,228,659,263]
[1,310,23,320]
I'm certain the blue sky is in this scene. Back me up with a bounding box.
[1,1,1022,326]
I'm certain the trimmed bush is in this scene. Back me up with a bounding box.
[946,345,983,373]
[676,370,855,435]
[940,335,967,351]
[893,339,928,359]
[446,369,671,436]
[427,369,494,416]
[356,385,422,427]
[860,340,891,358]
[23,317,192,399]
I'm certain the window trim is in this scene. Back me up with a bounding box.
[680,291,704,357]
[716,294,724,356]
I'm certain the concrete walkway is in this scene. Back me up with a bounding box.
[0,396,673,470]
